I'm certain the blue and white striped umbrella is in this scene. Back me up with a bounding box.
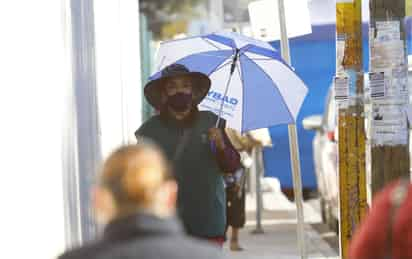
[151,31,308,133]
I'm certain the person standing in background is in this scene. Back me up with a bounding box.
[224,128,263,251]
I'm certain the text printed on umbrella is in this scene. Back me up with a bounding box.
[207,91,239,105]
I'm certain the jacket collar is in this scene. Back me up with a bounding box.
[103,213,183,242]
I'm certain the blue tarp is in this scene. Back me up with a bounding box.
[263,24,370,189]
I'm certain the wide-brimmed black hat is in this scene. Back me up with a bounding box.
[144,64,211,110]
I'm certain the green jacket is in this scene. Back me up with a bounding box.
[135,111,227,238]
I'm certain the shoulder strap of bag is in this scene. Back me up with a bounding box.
[173,129,192,162]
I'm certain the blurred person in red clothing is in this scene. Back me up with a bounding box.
[349,178,412,259]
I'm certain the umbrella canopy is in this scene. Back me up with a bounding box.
[150,31,308,132]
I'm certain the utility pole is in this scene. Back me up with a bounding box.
[335,1,367,258]
[278,0,306,258]
[369,1,410,197]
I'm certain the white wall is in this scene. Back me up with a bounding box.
[0,0,142,258]
[94,0,142,159]
[0,1,66,258]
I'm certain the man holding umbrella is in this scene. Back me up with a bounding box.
[144,31,308,257]
[135,63,241,246]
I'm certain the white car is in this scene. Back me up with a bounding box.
[303,87,339,231]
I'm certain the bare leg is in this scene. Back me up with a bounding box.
[230,227,243,251]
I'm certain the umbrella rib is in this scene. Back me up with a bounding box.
[242,52,276,62]
[249,58,274,61]
[201,37,223,50]
[241,55,295,122]
[207,59,233,76]
[194,52,232,59]
[209,49,238,75]
[245,52,294,71]
[239,49,275,63]
[237,60,247,133]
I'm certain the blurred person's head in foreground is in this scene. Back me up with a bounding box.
[59,142,223,259]
[349,178,412,259]
[94,142,176,224]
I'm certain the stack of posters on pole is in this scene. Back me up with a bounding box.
[369,20,409,146]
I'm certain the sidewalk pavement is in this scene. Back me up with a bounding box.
[223,178,339,259]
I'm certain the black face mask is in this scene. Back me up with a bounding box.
[167,92,193,112]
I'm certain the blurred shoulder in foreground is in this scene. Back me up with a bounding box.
[58,143,223,259]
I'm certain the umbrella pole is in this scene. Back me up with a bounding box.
[215,50,239,128]
[277,0,307,258]
[215,72,234,128]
